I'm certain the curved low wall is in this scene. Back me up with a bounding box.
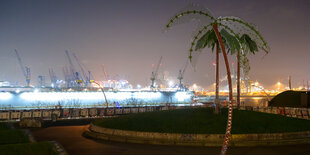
[86,124,310,146]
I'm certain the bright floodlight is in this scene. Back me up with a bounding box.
[0,92,13,100]
[168,81,174,87]
[255,82,259,86]
[137,84,141,89]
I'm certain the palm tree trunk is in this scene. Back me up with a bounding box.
[237,51,240,108]
[213,24,233,155]
[212,25,233,103]
[215,42,220,114]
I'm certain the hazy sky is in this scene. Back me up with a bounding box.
[0,0,309,90]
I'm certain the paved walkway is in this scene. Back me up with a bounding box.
[31,125,310,155]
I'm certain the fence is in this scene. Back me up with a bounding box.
[240,106,310,120]
[0,105,197,122]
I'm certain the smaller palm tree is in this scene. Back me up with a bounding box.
[195,29,220,113]
[236,34,259,107]
[195,29,240,114]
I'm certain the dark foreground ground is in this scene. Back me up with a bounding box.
[31,125,310,155]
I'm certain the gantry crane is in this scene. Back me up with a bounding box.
[62,67,72,88]
[65,50,81,87]
[102,64,108,81]
[177,60,188,90]
[38,75,45,87]
[72,53,91,87]
[49,68,57,88]
[14,49,31,87]
[150,56,163,89]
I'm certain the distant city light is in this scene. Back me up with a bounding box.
[255,81,259,86]
[168,81,174,87]
[0,92,13,100]
[137,84,141,89]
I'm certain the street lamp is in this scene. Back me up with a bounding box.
[90,80,109,108]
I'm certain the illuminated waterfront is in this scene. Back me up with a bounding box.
[0,90,193,110]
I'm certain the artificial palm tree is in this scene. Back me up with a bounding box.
[195,29,240,114]
[236,34,259,108]
[165,4,269,154]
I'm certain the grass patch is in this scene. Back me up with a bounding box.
[0,123,10,130]
[93,108,310,134]
[0,141,57,155]
[0,130,29,145]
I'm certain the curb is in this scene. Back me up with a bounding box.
[23,129,36,143]
[49,141,68,155]
[86,124,310,147]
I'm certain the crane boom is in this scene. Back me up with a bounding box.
[14,49,30,86]
[177,59,189,90]
[154,56,162,78]
[102,64,108,81]
[150,56,163,88]
[65,50,79,81]
[72,53,87,81]
[49,68,57,87]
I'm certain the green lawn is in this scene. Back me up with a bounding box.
[0,122,57,154]
[0,123,10,130]
[0,141,57,155]
[0,130,29,145]
[0,122,29,145]
[93,108,310,134]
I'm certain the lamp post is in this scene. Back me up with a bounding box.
[90,80,109,108]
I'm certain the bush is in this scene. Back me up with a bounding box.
[269,90,309,108]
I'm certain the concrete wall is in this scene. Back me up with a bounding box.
[88,124,310,146]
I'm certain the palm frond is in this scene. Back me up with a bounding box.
[220,29,240,54]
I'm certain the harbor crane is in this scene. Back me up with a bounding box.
[62,67,72,88]
[72,53,91,87]
[38,75,45,87]
[49,68,57,88]
[102,64,108,81]
[65,50,81,87]
[14,49,31,87]
[177,60,188,90]
[150,56,163,89]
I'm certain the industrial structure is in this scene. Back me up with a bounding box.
[8,49,194,92]
[14,49,31,87]
[177,60,188,90]
[150,56,163,89]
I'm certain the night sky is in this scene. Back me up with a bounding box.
[0,0,309,90]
